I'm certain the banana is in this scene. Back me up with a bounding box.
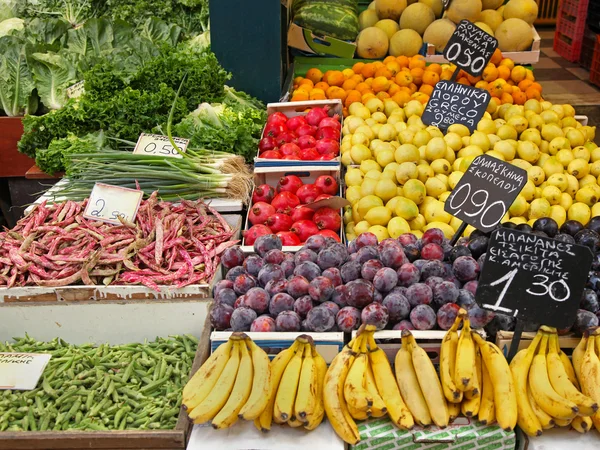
[528,385,555,430]
[212,340,253,429]
[559,349,580,390]
[465,346,482,400]
[189,341,241,424]
[509,332,543,437]
[572,415,592,433]
[344,336,373,414]
[183,339,233,410]
[257,340,301,432]
[368,334,414,430]
[478,358,495,425]
[553,417,573,427]
[288,416,305,427]
[448,401,461,422]
[528,334,579,421]
[547,333,598,416]
[295,344,317,423]
[274,342,304,422]
[440,315,463,403]
[472,332,517,431]
[572,334,588,385]
[395,333,432,426]
[253,418,262,431]
[323,338,360,444]
[461,387,480,418]
[347,403,371,420]
[580,335,600,405]
[592,410,600,433]
[239,339,272,420]
[305,345,327,431]
[365,360,387,418]
[454,312,476,392]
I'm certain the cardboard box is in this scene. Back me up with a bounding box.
[352,417,516,450]
[288,22,357,59]
[522,426,600,449]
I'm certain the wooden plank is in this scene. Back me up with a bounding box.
[25,165,63,180]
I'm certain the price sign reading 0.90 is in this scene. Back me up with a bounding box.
[444,155,527,232]
[83,183,144,225]
[443,20,498,77]
[133,133,189,159]
[476,228,593,328]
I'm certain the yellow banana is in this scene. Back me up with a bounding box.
[288,415,305,427]
[239,339,271,420]
[473,332,517,431]
[368,334,414,430]
[304,345,327,431]
[528,385,555,430]
[528,334,579,421]
[274,343,304,422]
[591,411,600,432]
[253,418,262,431]
[257,340,301,432]
[295,344,317,423]
[553,417,573,427]
[347,402,371,420]
[465,346,482,400]
[580,335,600,405]
[572,415,592,433]
[440,315,463,403]
[395,333,432,426]
[448,401,461,422]
[559,349,580,390]
[365,360,387,418]
[510,332,543,437]
[212,340,253,429]
[462,346,481,419]
[344,336,373,413]
[454,313,476,392]
[189,341,241,424]
[572,334,588,385]
[478,358,495,425]
[547,333,598,416]
[323,338,360,444]
[183,339,233,410]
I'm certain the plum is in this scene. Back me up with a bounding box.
[294,261,322,281]
[397,263,420,287]
[306,306,336,331]
[383,293,411,322]
[433,281,459,308]
[421,243,444,261]
[269,292,295,316]
[437,303,460,330]
[316,244,348,270]
[264,249,287,265]
[221,245,245,270]
[463,280,478,296]
[420,260,446,280]
[405,283,433,307]
[309,276,334,303]
[449,245,471,263]
[373,289,384,303]
[305,235,328,252]
[213,279,234,296]
[453,256,480,282]
[244,287,270,314]
[424,276,445,290]
[485,313,516,338]
[361,303,389,330]
[258,263,285,286]
[321,301,340,316]
[215,288,237,307]
[251,315,277,332]
[373,267,398,292]
[403,244,420,262]
[281,258,295,278]
[210,303,233,330]
[581,289,599,313]
[340,261,362,283]
[331,284,349,307]
[336,306,361,332]
[346,279,375,309]
[393,320,415,331]
[234,274,257,295]
[468,236,489,259]
[276,311,302,331]
[361,259,385,281]
[468,306,495,328]
[226,266,247,282]
[356,232,378,249]
[243,255,264,277]
[409,304,437,330]
[456,289,477,310]
[573,309,599,335]
[422,228,444,246]
[295,249,318,265]
[265,279,288,297]
[380,244,408,269]
[230,307,257,331]
[294,295,314,318]
[287,275,310,298]
[254,234,282,257]
[356,246,380,264]
[322,267,343,287]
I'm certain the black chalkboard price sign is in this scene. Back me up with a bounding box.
[444,155,527,232]
[444,20,499,77]
[422,81,490,132]
[476,228,593,328]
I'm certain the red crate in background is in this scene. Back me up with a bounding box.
[560,0,589,17]
[591,35,600,87]
[554,0,588,61]
[580,27,598,69]
[554,31,584,62]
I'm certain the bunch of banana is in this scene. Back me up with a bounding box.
[511,326,598,437]
[255,335,327,432]
[573,327,600,433]
[183,333,271,429]
[395,330,449,427]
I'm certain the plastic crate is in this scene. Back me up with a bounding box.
[591,35,600,87]
[554,30,584,62]
[556,0,589,38]
[580,27,598,69]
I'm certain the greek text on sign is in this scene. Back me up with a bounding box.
[445,155,527,232]
[422,81,490,132]
[66,81,85,99]
[133,133,189,159]
[0,353,52,390]
[83,183,144,225]
[476,228,593,328]
[444,20,498,77]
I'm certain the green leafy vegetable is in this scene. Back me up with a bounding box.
[23,0,102,28]
[0,36,38,116]
[35,131,106,175]
[0,18,24,38]
[29,51,77,109]
[0,0,21,22]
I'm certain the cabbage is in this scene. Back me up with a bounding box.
[0,0,19,22]
[0,18,23,38]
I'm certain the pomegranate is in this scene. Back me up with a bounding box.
[264,122,287,138]
[265,213,293,232]
[271,191,300,213]
[248,202,276,225]
[276,131,297,146]
[305,107,328,126]
[266,112,287,126]
[279,143,301,157]
[296,124,317,137]
[244,224,272,245]
[315,175,339,195]
[283,154,300,160]
[258,136,277,153]
[290,220,320,243]
[260,150,281,159]
[318,229,341,242]
[313,207,341,231]
[315,127,340,141]
[300,148,320,161]
[290,205,315,222]
[317,153,336,161]
[276,231,302,246]
[318,115,341,131]
[315,138,339,155]
[315,194,332,201]
[252,184,275,203]
[296,184,322,204]
[286,115,307,132]
[297,135,316,149]
[277,175,304,194]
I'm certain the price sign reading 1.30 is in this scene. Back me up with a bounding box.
[444,155,527,232]
[443,20,498,77]
[476,228,593,328]
[133,133,189,159]
[83,183,144,225]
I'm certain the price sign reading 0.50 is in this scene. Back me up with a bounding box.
[443,20,498,77]
[83,183,144,225]
[133,133,189,159]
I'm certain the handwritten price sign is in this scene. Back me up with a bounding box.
[83,183,144,225]
[443,20,498,77]
[133,133,189,159]
[0,353,52,390]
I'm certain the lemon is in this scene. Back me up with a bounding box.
[573,146,591,162]
[351,132,370,147]
[591,147,600,162]
[444,132,463,151]
[548,137,570,155]
[423,222,455,239]
[364,206,392,226]
[387,217,411,238]
[469,131,491,152]
[566,129,586,147]
[507,116,528,134]
[448,171,464,189]
[368,225,390,241]
[429,158,451,175]
[413,130,432,148]
[575,185,599,207]
[344,206,354,225]
[407,115,425,128]
[373,178,397,202]
[568,202,591,224]
[541,110,561,124]
[404,179,426,205]
[541,157,563,178]
[426,126,444,139]
[376,148,395,167]
[365,169,382,180]
[477,118,496,134]
[542,185,562,205]
[458,145,484,159]
[341,151,354,166]
[352,204,361,223]
[541,123,564,142]
[351,144,372,163]
[559,192,573,211]
[579,174,597,188]
[360,178,378,196]
[425,177,447,198]
[510,216,527,225]
[378,123,397,142]
[346,186,362,205]
[395,162,418,184]
[361,159,381,174]
[345,220,355,234]
[529,198,551,220]
[517,141,541,163]
[555,149,574,168]
[435,173,449,188]
[528,166,545,186]
[459,155,477,172]
[592,202,600,218]
[386,196,402,213]
[565,174,579,198]
[450,216,463,231]
[398,129,415,144]
[453,158,463,172]
[509,195,529,217]
[409,214,426,231]
[354,220,370,235]
[493,140,516,161]
[345,168,363,187]
[444,147,456,164]
[581,126,597,142]
[381,169,397,181]
[423,200,452,224]
[448,123,470,137]
[497,124,518,141]
[590,160,600,177]
[357,195,384,219]
[371,111,387,124]
[416,163,435,184]
[546,173,568,192]
[519,179,535,201]
[424,137,446,160]
[439,191,450,203]
[395,144,420,164]
[486,150,505,161]
[511,158,532,172]
[568,158,589,179]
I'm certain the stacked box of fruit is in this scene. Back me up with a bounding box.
[244,174,343,247]
[211,229,492,334]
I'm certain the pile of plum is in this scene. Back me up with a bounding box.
[211,228,494,333]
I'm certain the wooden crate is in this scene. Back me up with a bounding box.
[0,300,211,450]
[495,330,581,357]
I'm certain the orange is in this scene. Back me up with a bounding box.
[486,97,500,114]
[412,92,430,104]
[510,66,527,83]
[423,70,440,86]
[372,76,392,93]
[361,63,376,79]
[314,81,329,91]
[440,68,454,80]
[396,55,410,68]
[376,91,391,100]
[392,90,411,106]
[352,62,365,74]
[325,71,345,87]
[525,86,542,100]
[362,93,376,103]
[350,74,364,83]
[294,76,304,85]
[297,84,312,94]
[355,82,371,93]
[475,80,489,90]
[305,68,323,84]
[499,58,515,70]
[530,82,543,92]
[500,92,514,104]
[507,79,515,86]
[388,83,401,96]
[373,61,385,70]
[513,90,527,105]
[482,65,498,82]
[375,67,393,78]
[385,61,402,76]
[525,69,535,81]
[419,84,434,96]
[342,79,358,91]
[497,65,511,81]
[365,77,374,86]
[328,87,347,102]
[467,73,481,84]
[384,56,397,64]
[291,90,309,101]
[310,88,326,100]
[457,77,470,85]
[426,63,442,75]
[408,82,418,94]
[395,71,413,87]
[345,90,362,107]
[518,79,534,91]
[342,68,354,80]
[342,107,349,118]
[490,48,503,65]
[299,78,314,89]
[409,55,426,70]
[410,67,424,85]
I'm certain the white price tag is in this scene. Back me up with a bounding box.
[0,353,52,390]
[66,81,85,99]
[133,133,189,159]
[83,183,144,225]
